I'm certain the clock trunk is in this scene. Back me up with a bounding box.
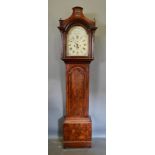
[63,63,91,148]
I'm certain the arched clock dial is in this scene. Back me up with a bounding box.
[67,26,89,56]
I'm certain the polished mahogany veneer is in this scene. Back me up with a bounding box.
[58,6,97,148]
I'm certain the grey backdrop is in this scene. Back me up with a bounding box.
[48,0,106,138]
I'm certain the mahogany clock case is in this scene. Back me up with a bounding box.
[58,6,97,148]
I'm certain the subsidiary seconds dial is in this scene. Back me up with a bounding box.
[67,26,89,56]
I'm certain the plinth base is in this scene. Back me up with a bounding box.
[63,116,92,148]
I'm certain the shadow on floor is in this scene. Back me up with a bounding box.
[48,138,106,155]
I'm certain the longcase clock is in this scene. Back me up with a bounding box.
[58,6,97,148]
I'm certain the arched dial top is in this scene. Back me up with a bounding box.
[67,26,89,56]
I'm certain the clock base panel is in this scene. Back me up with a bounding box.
[63,117,92,148]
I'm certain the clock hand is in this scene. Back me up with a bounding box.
[77,44,79,48]
[75,43,79,49]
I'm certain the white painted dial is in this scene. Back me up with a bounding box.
[67,26,89,56]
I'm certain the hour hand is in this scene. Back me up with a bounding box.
[75,43,79,49]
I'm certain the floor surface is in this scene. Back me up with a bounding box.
[48,138,106,155]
